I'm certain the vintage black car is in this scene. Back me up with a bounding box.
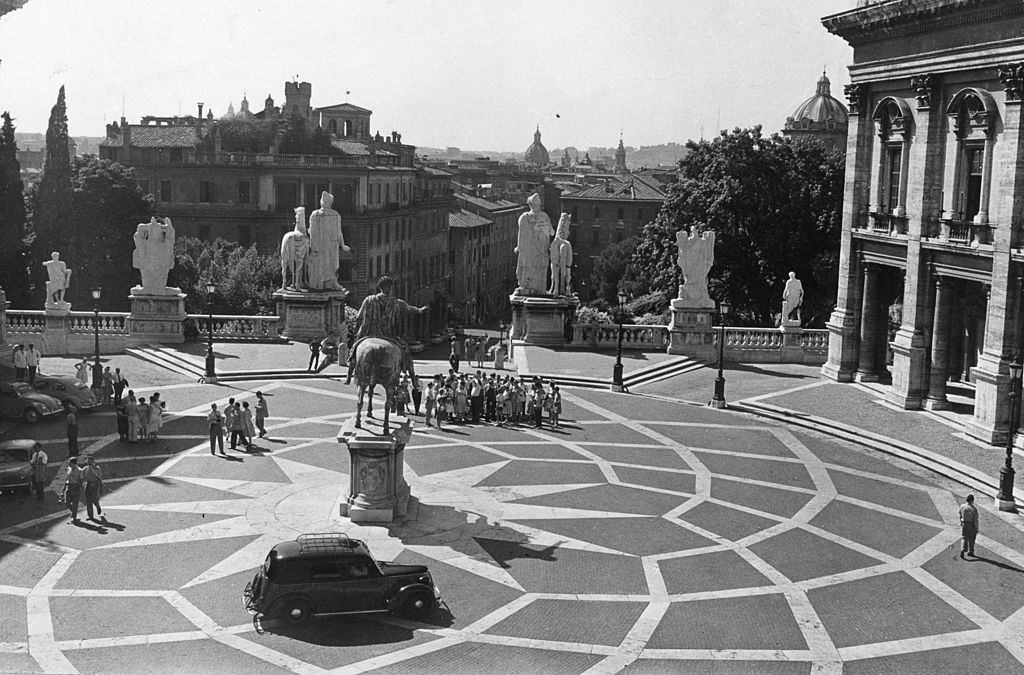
[244,533,441,628]
[0,382,63,423]
[0,439,40,493]
[32,376,100,413]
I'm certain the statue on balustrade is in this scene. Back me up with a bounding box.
[675,228,716,307]
[514,193,554,296]
[280,207,310,291]
[782,271,804,324]
[307,191,350,292]
[43,251,71,309]
[548,213,573,296]
[132,217,179,295]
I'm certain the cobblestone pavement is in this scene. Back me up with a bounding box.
[1,381,1024,674]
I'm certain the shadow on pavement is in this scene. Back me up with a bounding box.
[258,609,452,645]
[969,556,1024,573]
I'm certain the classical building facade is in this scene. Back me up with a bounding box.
[98,82,452,306]
[783,71,849,152]
[821,0,1024,444]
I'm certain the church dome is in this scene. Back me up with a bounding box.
[525,126,549,166]
[790,72,848,125]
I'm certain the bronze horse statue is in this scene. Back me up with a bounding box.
[353,337,404,434]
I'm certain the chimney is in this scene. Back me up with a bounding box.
[197,102,204,119]
[120,116,131,163]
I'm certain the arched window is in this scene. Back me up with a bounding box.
[870,97,914,219]
[344,120,352,137]
[945,88,998,226]
[328,119,337,135]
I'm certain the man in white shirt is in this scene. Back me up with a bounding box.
[25,344,41,384]
[29,445,48,501]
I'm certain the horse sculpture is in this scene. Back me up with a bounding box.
[353,337,404,434]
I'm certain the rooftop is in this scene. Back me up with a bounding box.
[562,175,665,202]
[448,208,493,229]
[101,125,208,149]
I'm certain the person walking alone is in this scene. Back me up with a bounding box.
[959,494,979,558]
[255,391,269,438]
[62,458,83,524]
[208,403,225,455]
[65,405,79,457]
[81,456,105,522]
[29,444,48,501]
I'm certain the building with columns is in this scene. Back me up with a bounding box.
[821,0,1024,445]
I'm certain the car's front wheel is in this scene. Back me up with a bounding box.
[400,590,434,618]
[22,407,40,424]
[279,598,312,625]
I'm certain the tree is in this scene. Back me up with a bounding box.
[171,236,280,315]
[591,235,640,304]
[207,117,276,153]
[64,156,153,308]
[0,112,29,305]
[31,86,73,251]
[622,127,844,326]
[279,115,338,156]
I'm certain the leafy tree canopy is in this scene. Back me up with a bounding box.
[622,126,844,326]
[171,236,280,315]
[590,235,640,305]
[32,85,73,249]
[0,111,29,305]
[207,117,277,153]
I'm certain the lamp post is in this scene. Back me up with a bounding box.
[709,301,731,409]
[90,287,102,392]
[997,360,1021,512]
[205,282,217,381]
[612,290,627,392]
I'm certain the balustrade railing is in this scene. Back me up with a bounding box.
[868,211,908,235]
[192,152,369,168]
[6,310,47,332]
[572,323,669,349]
[719,328,785,349]
[800,330,830,349]
[67,311,129,333]
[188,314,283,341]
[940,218,992,246]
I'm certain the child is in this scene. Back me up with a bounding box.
[424,383,435,427]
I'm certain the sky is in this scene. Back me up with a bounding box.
[0,0,857,151]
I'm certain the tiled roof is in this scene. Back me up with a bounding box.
[330,140,371,155]
[562,176,665,201]
[448,208,492,229]
[419,166,454,177]
[100,125,207,148]
[456,193,521,212]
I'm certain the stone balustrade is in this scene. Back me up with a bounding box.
[188,314,284,342]
[571,323,669,349]
[6,310,48,333]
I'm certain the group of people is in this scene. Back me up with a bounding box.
[114,391,165,443]
[420,372,561,430]
[61,455,105,525]
[448,335,496,373]
[10,343,43,383]
[206,392,269,455]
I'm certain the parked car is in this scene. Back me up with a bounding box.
[0,439,39,493]
[0,382,63,423]
[244,533,442,628]
[32,376,100,413]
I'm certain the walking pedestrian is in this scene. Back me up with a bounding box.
[62,458,83,524]
[308,338,321,372]
[224,398,239,450]
[208,403,226,455]
[29,444,48,501]
[81,456,105,522]
[255,391,269,438]
[65,405,79,457]
[112,368,127,402]
[26,343,41,384]
[125,391,139,442]
[959,494,979,558]
[101,366,113,405]
[241,401,255,450]
[13,344,26,380]
[411,379,423,416]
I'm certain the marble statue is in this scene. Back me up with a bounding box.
[280,207,310,291]
[675,229,716,306]
[514,193,555,295]
[548,213,573,296]
[43,252,71,308]
[132,217,178,295]
[782,271,804,323]
[307,191,350,291]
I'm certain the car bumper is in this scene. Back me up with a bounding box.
[0,478,31,490]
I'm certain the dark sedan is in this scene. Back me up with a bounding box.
[0,439,38,493]
[0,382,63,423]
[32,376,100,413]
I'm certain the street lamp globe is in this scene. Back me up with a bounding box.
[206,281,217,295]
[90,287,102,302]
[617,290,627,306]
[1010,360,1023,382]
[720,301,731,317]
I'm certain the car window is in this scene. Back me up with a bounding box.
[0,448,30,463]
[347,562,370,579]
[272,560,307,584]
[310,562,344,580]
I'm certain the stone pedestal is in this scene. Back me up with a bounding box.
[274,288,348,341]
[779,322,805,362]
[510,293,578,347]
[37,305,72,354]
[127,292,187,346]
[337,416,412,523]
[667,298,715,359]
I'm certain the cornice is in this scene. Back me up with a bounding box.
[823,0,1022,46]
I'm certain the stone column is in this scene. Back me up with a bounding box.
[924,275,954,410]
[888,81,943,409]
[855,263,881,382]
[823,83,872,382]
[965,67,1024,444]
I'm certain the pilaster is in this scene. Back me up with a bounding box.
[924,275,954,410]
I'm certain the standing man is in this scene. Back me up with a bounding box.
[66,405,79,457]
[255,391,269,438]
[125,391,140,443]
[307,338,321,372]
[29,444,48,501]
[101,366,113,405]
[224,398,238,450]
[959,494,979,558]
[411,380,423,417]
[81,456,105,522]
[112,367,127,402]
[26,343,41,384]
[13,344,26,380]
[63,458,83,524]
[208,403,225,455]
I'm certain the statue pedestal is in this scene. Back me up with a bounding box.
[337,416,411,523]
[274,288,348,341]
[510,293,579,347]
[779,322,805,362]
[667,298,716,358]
[127,292,187,346]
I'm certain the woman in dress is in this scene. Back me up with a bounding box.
[241,401,256,449]
[455,381,468,423]
[148,395,164,440]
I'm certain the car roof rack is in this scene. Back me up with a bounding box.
[295,533,358,555]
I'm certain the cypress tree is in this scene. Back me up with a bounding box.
[32,85,73,251]
[0,111,28,305]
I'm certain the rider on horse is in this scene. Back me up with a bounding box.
[345,276,428,387]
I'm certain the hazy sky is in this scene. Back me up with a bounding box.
[0,0,856,151]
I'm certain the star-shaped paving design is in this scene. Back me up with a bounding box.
[1,380,1024,674]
